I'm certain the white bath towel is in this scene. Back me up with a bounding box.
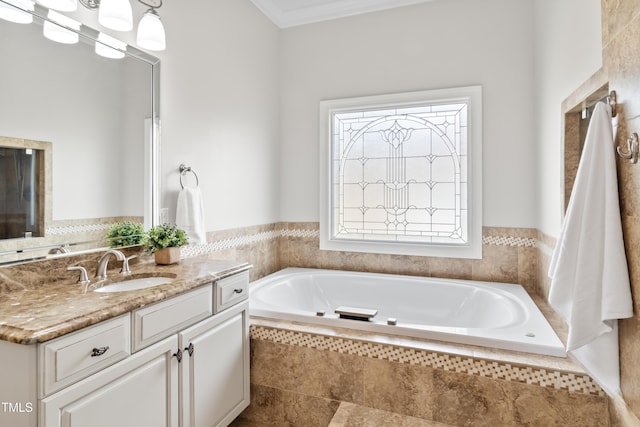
[176,186,207,245]
[548,102,633,396]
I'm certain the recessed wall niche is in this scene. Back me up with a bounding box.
[562,70,610,212]
[0,136,50,241]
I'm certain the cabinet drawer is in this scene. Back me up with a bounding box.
[133,285,212,351]
[39,314,130,397]
[215,271,249,313]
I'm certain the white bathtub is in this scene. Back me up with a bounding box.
[249,268,566,357]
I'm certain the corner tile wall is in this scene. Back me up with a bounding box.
[181,222,539,294]
[195,223,611,425]
[602,0,640,420]
[277,222,539,293]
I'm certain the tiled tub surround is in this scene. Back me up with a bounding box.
[236,322,608,426]
[173,222,614,425]
[181,222,540,296]
[277,223,539,296]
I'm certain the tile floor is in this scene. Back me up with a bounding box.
[230,402,456,426]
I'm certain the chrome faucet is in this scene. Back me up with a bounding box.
[67,266,90,285]
[49,245,70,255]
[95,250,128,280]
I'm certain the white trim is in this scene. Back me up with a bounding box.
[249,0,434,28]
[319,86,483,259]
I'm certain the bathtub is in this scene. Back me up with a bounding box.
[249,268,566,357]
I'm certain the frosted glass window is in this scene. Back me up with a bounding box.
[319,86,482,258]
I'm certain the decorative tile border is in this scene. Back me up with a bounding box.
[180,226,537,258]
[280,228,321,238]
[482,235,536,247]
[45,219,143,236]
[181,230,282,258]
[251,325,604,397]
[46,223,115,235]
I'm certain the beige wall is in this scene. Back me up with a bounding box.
[533,0,603,236]
[157,0,281,231]
[278,0,538,228]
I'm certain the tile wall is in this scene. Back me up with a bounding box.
[602,1,640,421]
[235,325,608,426]
[179,222,613,425]
[547,1,640,423]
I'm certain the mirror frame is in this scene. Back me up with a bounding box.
[0,0,160,265]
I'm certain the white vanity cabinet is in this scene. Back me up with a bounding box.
[179,300,249,427]
[40,335,180,427]
[1,270,250,427]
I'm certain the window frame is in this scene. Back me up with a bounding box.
[319,86,483,259]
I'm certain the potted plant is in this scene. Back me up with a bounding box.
[105,221,145,248]
[142,224,189,265]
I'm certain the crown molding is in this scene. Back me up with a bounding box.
[250,0,433,28]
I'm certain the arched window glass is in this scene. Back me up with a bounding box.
[320,86,482,258]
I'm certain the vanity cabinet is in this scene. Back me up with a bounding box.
[40,335,180,427]
[179,301,249,427]
[1,270,250,427]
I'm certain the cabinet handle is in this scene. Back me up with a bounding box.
[185,342,194,357]
[173,349,183,363]
[91,346,110,357]
[233,288,243,294]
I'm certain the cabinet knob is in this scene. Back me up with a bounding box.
[91,346,109,357]
[185,342,194,357]
[233,288,243,294]
[173,349,183,363]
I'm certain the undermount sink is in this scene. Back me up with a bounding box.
[94,275,175,293]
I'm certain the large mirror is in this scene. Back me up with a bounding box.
[0,0,159,265]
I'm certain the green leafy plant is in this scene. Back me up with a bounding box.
[141,224,188,254]
[105,221,144,248]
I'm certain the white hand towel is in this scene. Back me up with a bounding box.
[548,102,633,395]
[176,186,207,245]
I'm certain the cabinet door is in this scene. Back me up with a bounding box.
[40,336,179,427]
[180,301,249,427]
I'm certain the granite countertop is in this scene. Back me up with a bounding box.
[0,256,251,345]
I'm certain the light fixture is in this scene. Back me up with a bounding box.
[136,7,164,51]
[43,9,80,43]
[97,0,132,31]
[0,0,35,24]
[95,31,126,58]
[79,0,165,51]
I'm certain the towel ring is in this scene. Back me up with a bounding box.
[179,164,199,189]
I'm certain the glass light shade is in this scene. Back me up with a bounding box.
[95,32,126,59]
[98,0,132,32]
[36,0,77,12]
[0,0,35,24]
[43,10,80,44]
[136,9,165,51]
